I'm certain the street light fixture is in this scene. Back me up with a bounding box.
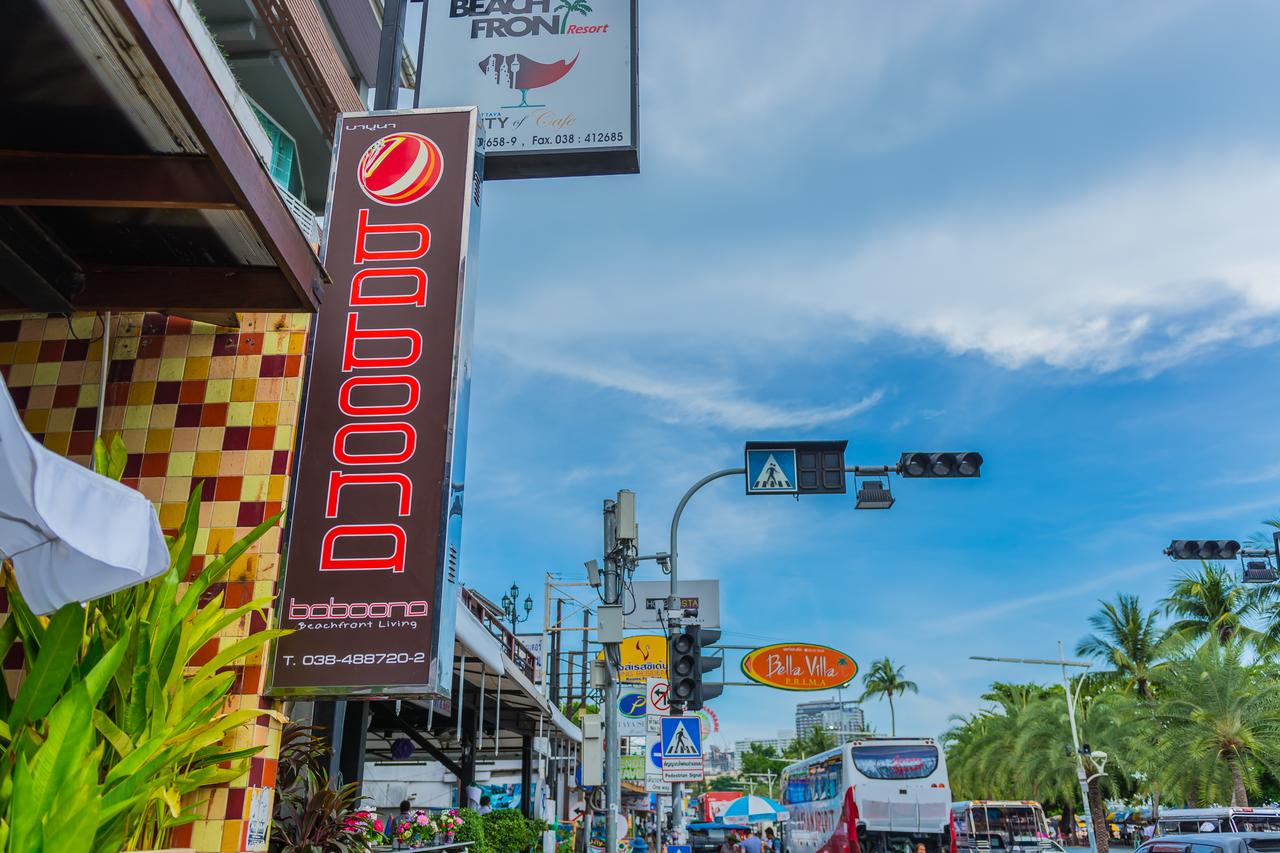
[855,477,894,510]
[971,644,1103,853]
[500,583,534,635]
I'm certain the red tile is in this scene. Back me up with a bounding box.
[264,501,283,520]
[248,756,264,786]
[140,454,168,478]
[166,315,193,334]
[8,386,29,410]
[141,313,167,336]
[213,333,238,356]
[179,380,206,404]
[64,338,89,362]
[175,404,202,428]
[72,407,96,431]
[38,340,65,362]
[0,320,19,342]
[105,383,129,406]
[284,354,303,377]
[226,582,253,608]
[68,431,94,456]
[247,426,274,450]
[171,825,193,847]
[214,476,243,501]
[137,336,163,358]
[271,450,290,475]
[189,637,218,666]
[123,454,142,478]
[223,426,249,450]
[225,786,246,819]
[261,757,278,788]
[237,502,266,527]
[107,360,134,382]
[259,354,286,377]
[4,643,23,669]
[201,403,228,427]
[154,381,181,404]
[53,385,79,407]
[237,333,263,355]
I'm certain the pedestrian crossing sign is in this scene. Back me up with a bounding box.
[746,448,798,494]
[660,715,704,781]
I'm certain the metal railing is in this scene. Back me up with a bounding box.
[460,589,537,681]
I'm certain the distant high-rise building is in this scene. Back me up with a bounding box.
[795,700,865,738]
[732,732,795,770]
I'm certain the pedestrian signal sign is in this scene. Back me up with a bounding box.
[660,715,704,781]
[746,449,797,494]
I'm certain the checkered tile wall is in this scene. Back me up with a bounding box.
[0,310,310,852]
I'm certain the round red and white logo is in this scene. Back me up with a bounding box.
[356,132,444,206]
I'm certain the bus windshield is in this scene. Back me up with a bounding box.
[851,744,939,780]
[962,805,1046,842]
[1234,814,1280,832]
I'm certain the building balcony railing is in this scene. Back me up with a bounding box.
[460,588,538,682]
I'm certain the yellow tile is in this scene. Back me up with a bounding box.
[76,383,98,407]
[211,501,239,529]
[206,527,235,555]
[233,356,261,379]
[240,476,268,502]
[194,451,221,477]
[162,477,193,504]
[196,429,224,452]
[32,363,60,386]
[144,429,173,453]
[157,357,185,381]
[44,432,70,455]
[158,502,187,529]
[226,402,253,427]
[67,315,94,338]
[288,332,306,354]
[266,476,285,502]
[149,404,177,429]
[230,379,257,402]
[183,356,210,381]
[190,820,222,850]
[13,341,39,363]
[251,402,278,427]
[194,527,211,553]
[22,410,48,433]
[187,334,215,357]
[123,407,151,430]
[262,331,289,355]
[167,451,195,477]
[111,336,139,361]
[273,425,293,450]
[0,342,15,362]
[47,409,74,432]
[208,356,235,379]
[206,379,232,403]
[244,450,272,476]
[127,382,155,406]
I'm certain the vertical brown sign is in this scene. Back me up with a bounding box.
[268,108,482,697]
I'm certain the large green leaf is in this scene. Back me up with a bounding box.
[8,603,83,730]
[176,511,283,618]
[27,681,94,818]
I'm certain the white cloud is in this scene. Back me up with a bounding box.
[641,1,1196,170]
[485,151,1280,377]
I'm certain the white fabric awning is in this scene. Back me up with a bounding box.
[0,375,169,614]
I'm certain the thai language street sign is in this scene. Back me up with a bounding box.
[660,715,704,782]
[268,109,483,698]
[419,0,638,179]
[598,634,667,683]
[740,643,858,691]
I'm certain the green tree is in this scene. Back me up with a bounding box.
[1162,562,1261,646]
[784,727,837,760]
[554,0,592,33]
[1076,593,1166,698]
[1152,641,1280,806]
[859,657,918,736]
[739,742,781,778]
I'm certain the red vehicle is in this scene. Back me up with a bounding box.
[702,792,741,823]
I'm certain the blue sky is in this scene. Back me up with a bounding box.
[405,1,1280,747]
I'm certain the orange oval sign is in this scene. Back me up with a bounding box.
[740,643,858,691]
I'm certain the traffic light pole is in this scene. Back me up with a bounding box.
[603,499,622,853]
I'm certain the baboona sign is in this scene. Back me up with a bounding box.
[268,108,483,698]
[740,643,858,691]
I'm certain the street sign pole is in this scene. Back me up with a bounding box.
[602,499,621,853]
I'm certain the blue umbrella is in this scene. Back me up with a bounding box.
[720,795,789,824]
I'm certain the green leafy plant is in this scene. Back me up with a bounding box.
[0,435,288,851]
[484,809,548,853]
[455,807,490,853]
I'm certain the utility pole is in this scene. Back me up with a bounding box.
[600,491,635,853]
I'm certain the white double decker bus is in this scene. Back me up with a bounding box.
[781,737,952,853]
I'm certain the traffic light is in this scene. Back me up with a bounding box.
[1165,540,1241,561]
[898,452,983,478]
[668,626,723,711]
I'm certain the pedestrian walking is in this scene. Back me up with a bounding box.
[739,828,763,853]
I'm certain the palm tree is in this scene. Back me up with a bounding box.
[859,657,918,736]
[554,0,592,33]
[1076,594,1166,698]
[785,727,837,760]
[1161,562,1261,646]
[1152,641,1280,806]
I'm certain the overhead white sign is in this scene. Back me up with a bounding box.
[420,0,638,179]
[626,581,720,630]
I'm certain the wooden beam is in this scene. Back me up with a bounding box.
[110,0,325,310]
[0,265,299,312]
[0,151,238,209]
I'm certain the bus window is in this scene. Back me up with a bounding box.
[1233,815,1280,832]
[851,744,939,780]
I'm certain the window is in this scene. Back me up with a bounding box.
[250,103,305,199]
[851,744,939,780]
[782,755,843,803]
[1189,844,1223,853]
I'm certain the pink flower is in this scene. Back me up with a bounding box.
[417,814,430,826]
[374,819,385,832]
